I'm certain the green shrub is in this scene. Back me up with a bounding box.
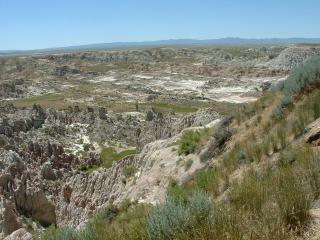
[243,142,263,162]
[274,168,312,229]
[101,204,120,223]
[81,216,107,240]
[278,149,296,167]
[296,148,320,199]
[178,128,214,155]
[188,190,212,220]
[110,204,149,240]
[230,170,269,213]
[273,57,320,95]
[37,226,79,240]
[148,190,213,240]
[147,198,190,239]
[178,130,201,155]
[272,58,320,122]
[272,95,294,121]
[81,203,149,240]
[167,180,192,202]
[194,169,220,196]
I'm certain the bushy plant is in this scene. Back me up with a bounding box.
[278,148,296,167]
[272,104,285,121]
[148,190,214,240]
[188,190,212,220]
[230,170,269,213]
[271,58,320,122]
[147,198,190,239]
[194,169,220,196]
[296,148,320,199]
[243,142,263,162]
[166,180,192,202]
[178,130,201,155]
[274,168,312,229]
[37,226,79,240]
[101,204,120,223]
[272,96,293,121]
[273,57,320,95]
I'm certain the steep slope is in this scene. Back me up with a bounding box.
[34,57,320,240]
[0,106,221,238]
[55,118,222,226]
[267,46,320,70]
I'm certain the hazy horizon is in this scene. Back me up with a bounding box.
[1,0,320,50]
[2,37,320,53]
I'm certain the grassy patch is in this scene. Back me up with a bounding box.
[167,169,221,201]
[146,100,240,115]
[13,93,73,109]
[148,102,198,113]
[100,147,137,168]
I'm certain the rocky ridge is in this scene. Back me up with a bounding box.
[266,46,320,70]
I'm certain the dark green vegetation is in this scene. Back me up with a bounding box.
[100,147,137,169]
[98,100,237,115]
[144,102,198,114]
[178,128,212,155]
[13,94,69,109]
[38,59,320,239]
[178,130,201,155]
[80,147,137,171]
[11,96,203,114]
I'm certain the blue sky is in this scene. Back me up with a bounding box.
[0,0,320,50]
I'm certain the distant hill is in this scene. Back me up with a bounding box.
[1,37,320,55]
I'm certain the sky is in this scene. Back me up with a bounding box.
[0,0,320,50]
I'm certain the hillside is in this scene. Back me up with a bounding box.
[0,46,320,240]
[35,58,320,239]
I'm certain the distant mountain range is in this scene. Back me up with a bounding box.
[1,37,320,55]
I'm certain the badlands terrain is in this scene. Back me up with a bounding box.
[0,45,320,239]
